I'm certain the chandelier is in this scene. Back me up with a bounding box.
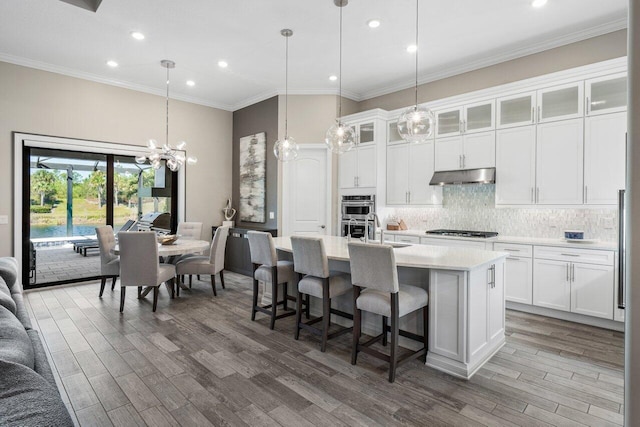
[273,29,299,162]
[135,60,197,171]
[397,0,434,143]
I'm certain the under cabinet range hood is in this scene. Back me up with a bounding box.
[429,168,496,186]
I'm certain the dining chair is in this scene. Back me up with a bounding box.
[175,226,229,296]
[291,236,352,352]
[348,242,428,383]
[247,231,298,330]
[96,225,119,297]
[117,231,176,312]
[175,221,204,285]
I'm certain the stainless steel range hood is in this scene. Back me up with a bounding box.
[429,168,496,186]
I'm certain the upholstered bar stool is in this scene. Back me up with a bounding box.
[291,236,353,352]
[247,231,297,330]
[348,242,428,382]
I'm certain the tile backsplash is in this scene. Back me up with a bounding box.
[382,184,618,242]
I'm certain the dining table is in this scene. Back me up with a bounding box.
[112,238,210,293]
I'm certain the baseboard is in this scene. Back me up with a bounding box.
[506,302,625,332]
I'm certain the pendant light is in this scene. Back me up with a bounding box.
[274,29,299,162]
[135,60,197,170]
[325,0,356,154]
[397,0,434,143]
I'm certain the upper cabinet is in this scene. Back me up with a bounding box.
[537,82,584,123]
[387,141,442,206]
[338,110,387,190]
[434,132,495,171]
[586,73,627,116]
[497,92,536,129]
[435,100,494,137]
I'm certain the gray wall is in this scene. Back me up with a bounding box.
[358,30,628,112]
[232,96,279,230]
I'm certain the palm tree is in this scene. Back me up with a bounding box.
[31,170,57,206]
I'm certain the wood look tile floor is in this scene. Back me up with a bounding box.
[24,272,624,427]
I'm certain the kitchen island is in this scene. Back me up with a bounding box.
[273,235,508,380]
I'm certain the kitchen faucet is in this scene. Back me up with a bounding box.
[347,216,356,242]
[364,212,381,244]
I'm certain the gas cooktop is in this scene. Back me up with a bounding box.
[426,229,499,238]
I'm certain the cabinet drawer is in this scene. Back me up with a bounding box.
[493,243,533,258]
[422,237,487,249]
[533,246,614,265]
[395,235,421,244]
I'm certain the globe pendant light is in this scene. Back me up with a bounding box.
[397,0,434,143]
[135,60,198,171]
[274,29,299,162]
[325,0,356,154]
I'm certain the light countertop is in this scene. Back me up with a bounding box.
[381,229,617,251]
[273,235,508,272]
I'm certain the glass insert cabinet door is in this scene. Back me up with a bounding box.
[387,120,402,144]
[358,122,375,144]
[537,82,584,123]
[497,92,536,129]
[464,100,494,133]
[436,108,462,136]
[586,73,627,116]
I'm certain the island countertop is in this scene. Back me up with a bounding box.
[273,235,508,271]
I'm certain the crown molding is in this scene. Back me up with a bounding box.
[0,53,235,111]
[360,17,628,101]
[230,88,361,111]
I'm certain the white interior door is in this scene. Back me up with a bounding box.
[282,145,330,236]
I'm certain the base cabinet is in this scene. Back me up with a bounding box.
[533,259,571,312]
[571,263,614,319]
[504,257,533,304]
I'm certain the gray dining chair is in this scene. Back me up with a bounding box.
[247,231,298,330]
[96,225,119,297]
[175,226,229,296]
[175,221,204,284]
[117,231,176,312]
[348,242,428,383]
[291,236,352,352]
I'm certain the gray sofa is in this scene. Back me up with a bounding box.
[0,257,73,427]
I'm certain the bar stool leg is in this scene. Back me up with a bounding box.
[321,278,330,352]
[111,277,117,290]
[382,316,388,346]
[219,271,225,289]
[99,277,107,297]
[389,294,400,383]
[119,287,126,313]
[269,266,278,330]
[423,304,429,362]
[295,290,303,340]
[251,264,259,321]
[283,282,289,310]
[305,294,310,319]
[210,275,217,297]
[351,286,361,365]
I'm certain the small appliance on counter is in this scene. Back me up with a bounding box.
[564,230,585,240]
[426,229,499,238]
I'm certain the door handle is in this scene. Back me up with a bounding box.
[566,263,569,282]
[319,225,326,229]
[408,191,411,204]
[571,264,575,282]
[531,188,534,203]
[531,107,534,123]
[463,154,466,169]
[536,187,540,203]
[459,155,462,169]
[586,96,590,115]
[584,186,588,203]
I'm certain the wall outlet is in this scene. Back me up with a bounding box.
[0,215,7,225]
[269,212,275,219]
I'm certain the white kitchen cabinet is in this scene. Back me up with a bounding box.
[533,246,616,320]
[495,126,536,205]
[533,258,571,312]
[436,100,494,137]
[386,141,442,205]
[535,118,584,204]
[537,81,584,123]
[571,263,614,319]
[494,243,533,305]
[434,131,495,171]
[339,144,376,189]
[586,73,627,116]
[584,112,627,205]
[497,92,536,129]
[468,262,505,361]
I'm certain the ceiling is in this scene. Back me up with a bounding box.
[0,0,628,111]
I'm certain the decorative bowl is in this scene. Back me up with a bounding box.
[157,234,179,245]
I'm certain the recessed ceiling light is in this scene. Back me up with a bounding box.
[531,0,548,7]
[130,31,145,40]
[106,60,118,68]
[406,44,418,53]
[186,80,195,87]
[329,75,338,81]
[367,19,380,28]
[218,60,228,68]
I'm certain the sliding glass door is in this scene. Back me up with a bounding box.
[24,147,176,288]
